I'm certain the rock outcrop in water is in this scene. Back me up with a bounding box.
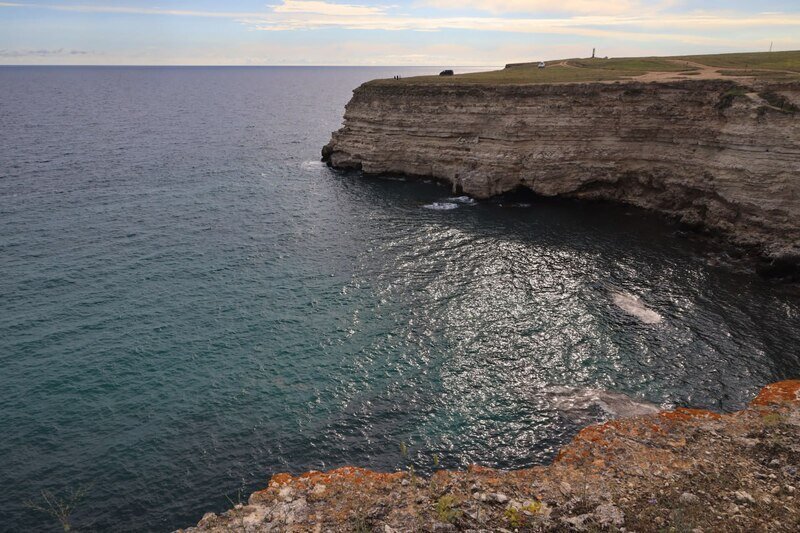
[322,79,800,277]
[179,380,800,532]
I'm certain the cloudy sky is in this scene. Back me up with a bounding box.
[1,1,799,65]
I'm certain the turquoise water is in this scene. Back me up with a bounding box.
[1,66,799,532]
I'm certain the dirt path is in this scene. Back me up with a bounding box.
[633,59,741,82]
[558,58,767,85]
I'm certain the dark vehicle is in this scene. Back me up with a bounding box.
[439,69,454,76]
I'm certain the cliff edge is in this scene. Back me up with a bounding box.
[322,78,800,278]
[180,380,800,532]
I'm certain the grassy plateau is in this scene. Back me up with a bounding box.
[371,50,800,85]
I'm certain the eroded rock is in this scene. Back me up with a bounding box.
[178,380,800,532]
[322,80,800,278]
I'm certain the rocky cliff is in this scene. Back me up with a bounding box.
[180,380,800,531]
[322,79,800,277]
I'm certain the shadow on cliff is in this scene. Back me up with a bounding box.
[331,167,800,284]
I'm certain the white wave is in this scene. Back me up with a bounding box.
[423,202,459,210]
[300,160,325,170]
[611,291,663,324]
[447,195,477,205]
[547,386,663,423]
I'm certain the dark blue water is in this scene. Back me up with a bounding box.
[1,66,799,532]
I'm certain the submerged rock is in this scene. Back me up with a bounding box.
[611,291,663,324]
[546,385,662,424]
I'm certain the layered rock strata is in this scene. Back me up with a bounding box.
[181,380,800,532]
[322,80,800,276]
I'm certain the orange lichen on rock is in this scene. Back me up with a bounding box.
[249,467,407,506]
[554,420,629,465]
[658,407,723,422]
[467,464,497,475]
[554,413,682,466]
[268,472,293,486]
[269,467,405,490]
[750,379,800,406]
[182,380,800,533]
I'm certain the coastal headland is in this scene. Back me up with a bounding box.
[322,51,800,279]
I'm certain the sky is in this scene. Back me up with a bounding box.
[0,1,799,65]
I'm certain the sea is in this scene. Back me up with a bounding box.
[1,66,799,532]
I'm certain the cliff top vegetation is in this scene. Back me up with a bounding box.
[373,50,800,86]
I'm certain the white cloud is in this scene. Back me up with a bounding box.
[1,2,266,18]
[239,4,800,43]
[274,0,386,17]
[421,0,643,15]
[1,0,798,35]
[0,48,89,57]
[0,1,799,64]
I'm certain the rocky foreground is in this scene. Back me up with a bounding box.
[179,380,799,532]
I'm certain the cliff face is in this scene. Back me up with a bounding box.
[323,80,800,275]
[180,380,800,532]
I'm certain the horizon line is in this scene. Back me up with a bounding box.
[0,64,502,68]
[2,49,797,69]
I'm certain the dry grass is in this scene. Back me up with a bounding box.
[370,64,636,85]
[678,50,800,72]
[718,69,800,81]
[566,57,694,72]
[369,50,800,86]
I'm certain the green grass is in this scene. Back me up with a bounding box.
[376,56,692,85]
[715,87,749,110]
[718,69,800,81]
[371,65,640,85]
[370,50,800,86]
[679,50,800,72]
[435,494,462,524]
[566,57,695,72]
[760,91,799,113]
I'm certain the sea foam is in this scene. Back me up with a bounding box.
[300,160,326,170]
[423,202,459,210]
[447,196,477,205]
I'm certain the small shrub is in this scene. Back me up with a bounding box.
[715,87,748,110]
[759,91,799,113]
[399,441,408,458]
[24,485,91,532]
[352,513,371,533]
[505,501,544,528]
[669,506,697,533]
[524,500,543,514]
[224,487,246,508]
[435,494,462,524]
[407,465,416,485]
[762,412,784,426]
[505,506,524,528]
